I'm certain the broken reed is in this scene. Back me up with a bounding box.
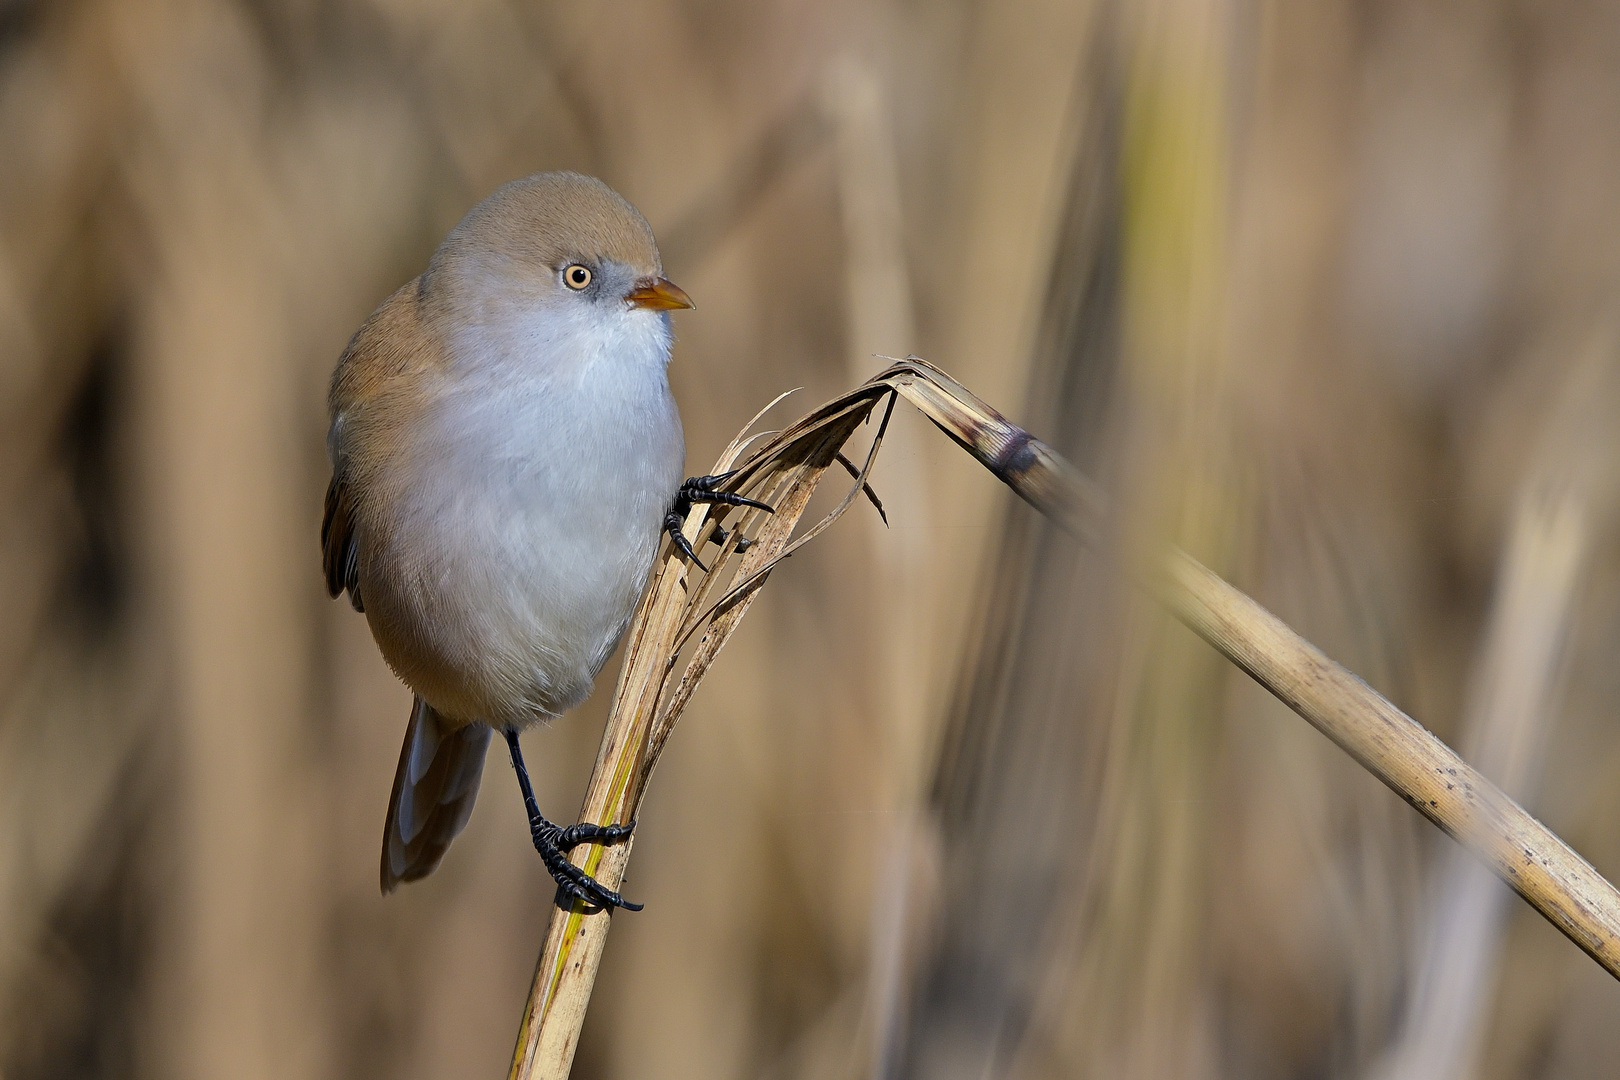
[509,357,1620,1080]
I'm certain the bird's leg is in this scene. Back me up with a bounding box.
[664,471,774,571]
[504,729,642,912]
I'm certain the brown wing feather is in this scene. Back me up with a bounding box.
[322,474,363,610]
[380,697,493,893]
[322,278,437,614]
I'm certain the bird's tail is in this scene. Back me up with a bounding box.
[380,696,492,893]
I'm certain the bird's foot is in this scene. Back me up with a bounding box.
[665,471,773,572]
[530,817,642,912]
[505,728,641,911]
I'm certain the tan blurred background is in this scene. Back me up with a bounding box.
[3,0,1620,1078]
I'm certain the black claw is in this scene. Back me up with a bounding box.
[505,729,643,912]
[556,819,637,850]
[665,510,710,572]
[554,879,593,909]
[665,473,774,571]
[542,845,643,911]
[713,491,775,514]
[541,846,643,911]
[676,473,776,517]
[684,469,737,490]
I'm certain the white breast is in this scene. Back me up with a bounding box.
[369,300,685,726]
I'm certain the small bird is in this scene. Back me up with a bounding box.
[322,172,765,909]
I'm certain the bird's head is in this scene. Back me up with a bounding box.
[428,171,694,327]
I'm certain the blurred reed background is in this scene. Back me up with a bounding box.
[2,0,1619,1078]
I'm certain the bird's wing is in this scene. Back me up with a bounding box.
[381,697,493,892]
[322,472,362,610]
[322,278,439,613]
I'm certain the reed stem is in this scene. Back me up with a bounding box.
[509,358,1620,1079]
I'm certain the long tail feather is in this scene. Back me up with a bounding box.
[380,697,492,893]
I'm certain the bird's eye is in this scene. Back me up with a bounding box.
[563,264,593,290]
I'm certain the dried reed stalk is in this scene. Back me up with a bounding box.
[510,357,1620,1079]
[506,381,897,1079]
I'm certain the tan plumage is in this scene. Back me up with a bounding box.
[323,172,690,893]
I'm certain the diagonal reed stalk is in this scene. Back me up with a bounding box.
[509,357,1620,1079]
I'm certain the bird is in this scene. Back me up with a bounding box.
[321,171,767,910]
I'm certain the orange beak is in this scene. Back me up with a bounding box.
[625,276,695,311]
